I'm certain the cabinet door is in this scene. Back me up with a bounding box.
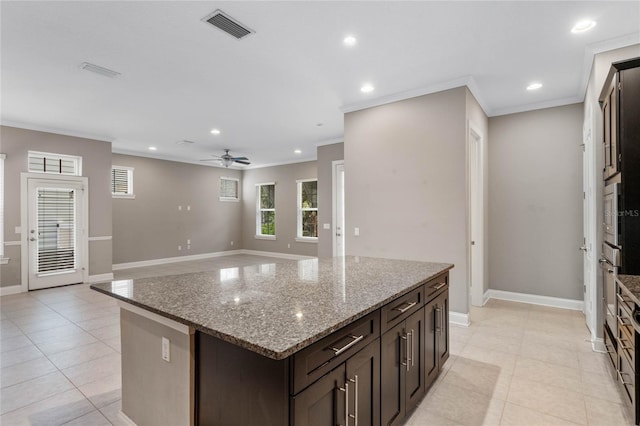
[405,308,425,412]
[346,339,380,426]
[604,93,612,175]
[424,298,439,390]
[437,292,449,367]
[381,322,405,426]
[292,365,346,426]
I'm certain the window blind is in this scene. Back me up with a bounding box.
[111,168,130,194]
[37,188,76,274]
[220,178,239,200]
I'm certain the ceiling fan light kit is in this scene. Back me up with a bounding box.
[200,149,251,168]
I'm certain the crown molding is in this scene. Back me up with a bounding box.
[490,96,583,117]
[1,120,113,143]
[243,156,317,170]
[315,137,343,147]
[111,148,249,170]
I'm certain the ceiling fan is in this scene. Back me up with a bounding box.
[201,149,251,168]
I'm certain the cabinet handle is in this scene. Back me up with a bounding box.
[329,334,364,356]
[338,382,349,426]
[393,301,417,313]
[406,331,412,371]
[618,315,632,327]
[433,282,446,290]
[618,370,633,386]
[400,333,409,370]
[435,307,441,333]
[348,375,358,426]
[441,308,445,335]
[411,329,415,367]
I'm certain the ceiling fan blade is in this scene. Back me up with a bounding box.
[200,158,221,162]
[231,156,249,161]
[234,160,251,165]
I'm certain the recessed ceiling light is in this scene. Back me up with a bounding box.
[210,128,221,135]
[571,20,597,33]
[294,149,302,154]
[148,146,157,151]
[526,82,543,91]
[361,84,375,93]
[343,35,357,47]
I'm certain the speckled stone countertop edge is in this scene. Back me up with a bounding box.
[91,264,453,360]
[616,274,640,307]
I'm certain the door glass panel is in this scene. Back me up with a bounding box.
[37,188,76,274]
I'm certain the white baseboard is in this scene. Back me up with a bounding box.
[0,285,23,296]
[487,289,584,311]
[112,250,244,270]
[240,249,316,260]
[86,273,114,283]
[118,411,137,426]
[591,337,605,353]
[482,290,490,306]
[449,311,470,327]
[112,249,315,270]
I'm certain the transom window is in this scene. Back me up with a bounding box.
[111,166,135,198]
[256,183,276,239]
[297,179,318,241]
[220,177,239,202]
[28,151,81,176]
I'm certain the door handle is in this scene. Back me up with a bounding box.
[579,245,587,252]
[29,237,37,242]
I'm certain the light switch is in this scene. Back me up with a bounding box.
[187,205,191,211]
[178,205,182,211]
[354,227,360,236]
[323,223,331,230]
[15,226,21,234]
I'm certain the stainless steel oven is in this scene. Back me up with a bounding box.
[604,182,620,247]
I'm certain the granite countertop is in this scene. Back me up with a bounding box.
[617,274,640,306]
[91,256,452,360]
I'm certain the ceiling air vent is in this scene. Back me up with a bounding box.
[79,62,120,78]
[202,10,254,40]
[176,140,196,146]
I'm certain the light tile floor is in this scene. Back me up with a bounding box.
[0,255,634,426]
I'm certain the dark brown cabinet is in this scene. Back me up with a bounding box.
[381,308,426,426]
[425,290,449,390]
[292,365,346,426]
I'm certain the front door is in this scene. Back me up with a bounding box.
[27,178,85,290]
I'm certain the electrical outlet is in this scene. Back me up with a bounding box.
[178,205,182,211]
[323,223,330,230]
[287,243,291,249]
[15,226,21,234]
[162,337,170,362]
[187,239,191,245]
[230,241,234,246]
[354,227,360,236]
[178,245,182,251]
[187,205,191,211]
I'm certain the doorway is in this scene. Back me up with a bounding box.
[469,124,485,307]
[21,175,88,290]
[332,161,345,257]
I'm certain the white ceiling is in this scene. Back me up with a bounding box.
[2,1,639,168]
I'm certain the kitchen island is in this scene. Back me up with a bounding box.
[91,256,453,426]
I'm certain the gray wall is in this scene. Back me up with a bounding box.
[112,154,242,264]
[344,87,470,314]
[317,143,344,258]
[241,161,318,257]
[488,104,584,300]
[1,126,113,287]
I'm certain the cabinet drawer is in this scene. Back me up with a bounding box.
[424,273,449,302]
[381,287,424,333]
[292,311,380,395]
[618,348,636,407]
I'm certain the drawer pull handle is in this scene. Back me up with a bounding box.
[433,282,447,290]
[329,334,364,356]
[435,307,442,333]
[393,301,417,313]
[618,370,633,386]
[618,315,632,327]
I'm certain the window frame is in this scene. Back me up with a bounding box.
[296,178,318,243]
[111,165,135,199]
[27,151,82,176]
[219,177,240,202]
[255,182,276,240]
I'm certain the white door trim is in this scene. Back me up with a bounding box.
[468,121,485,307]
[20,173,89,292]
[332,160,345,257]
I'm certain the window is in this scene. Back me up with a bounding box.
[28,151,81,176]
[297,179,318,241]
[256,183,276,239]
[220,177,239,202]
[0,153,6,264]
[111,166,135,198]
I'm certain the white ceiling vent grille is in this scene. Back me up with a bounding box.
[176,140,196,146]
[79,62,120,78]
[202,10,254,40]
